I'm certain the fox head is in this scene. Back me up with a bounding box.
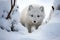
[26,5,45,24]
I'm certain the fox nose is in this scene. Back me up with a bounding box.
[34,21,36,23]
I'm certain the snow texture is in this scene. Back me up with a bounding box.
[53,0,60,10]
[0,0,60,40]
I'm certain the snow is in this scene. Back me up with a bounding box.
[0,18,11,32]
[0,0,11,18]
[0,0,60,40]
[53,0,60,10]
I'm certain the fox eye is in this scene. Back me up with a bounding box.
[37,15,40,17]
[31,15,33,17]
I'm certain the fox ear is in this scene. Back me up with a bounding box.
[28,5,33,11]
[40,6,44,12]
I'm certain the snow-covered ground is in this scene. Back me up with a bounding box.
[0,0,60,40]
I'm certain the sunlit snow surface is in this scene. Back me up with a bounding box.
[0,0,60,40]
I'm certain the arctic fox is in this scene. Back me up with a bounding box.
[20,4,45,33]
